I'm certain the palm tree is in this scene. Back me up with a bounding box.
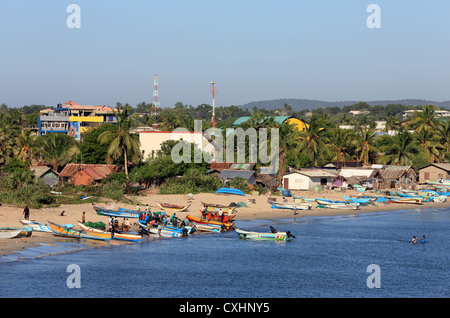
[276,122,302,187]
[409,104,440,132]
[413,128,443,163]
[355,123,379,165]
[38,133,80,171]
[384,116,402,132]
[15,129,38,164]
[298,117,326,167]
[378,130,418,166]
[436,120,450,160]
[328,128,354,162]
[98,104,142,180]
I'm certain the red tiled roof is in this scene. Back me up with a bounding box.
[59,164,120,179]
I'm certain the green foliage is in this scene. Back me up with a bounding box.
[102,179,127,200]
[228,177,250,194]
[80,124,120,164]
[159,168,222,194]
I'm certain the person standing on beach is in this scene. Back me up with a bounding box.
[23,206,30,220]
[82,211,86,224]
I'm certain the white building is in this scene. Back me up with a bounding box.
[139,131,214,160]
[282,169,338,191]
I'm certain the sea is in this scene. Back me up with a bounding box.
[0,207,448,301]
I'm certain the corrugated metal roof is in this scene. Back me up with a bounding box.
[218,170,256,180]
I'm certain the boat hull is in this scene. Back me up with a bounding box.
[156,202,190,212]
[186,215,235,230]
[48,221,111,241]
[78,221,142,242]
[269,202,312,210]
[236,229,290,241]
[94,206,140,219]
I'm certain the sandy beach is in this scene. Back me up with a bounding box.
[1,189,449,256]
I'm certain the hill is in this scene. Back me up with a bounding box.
[240,98,450,111]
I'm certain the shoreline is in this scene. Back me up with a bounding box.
[1,190,449,257]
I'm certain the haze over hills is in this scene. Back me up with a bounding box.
[240,99,450,111]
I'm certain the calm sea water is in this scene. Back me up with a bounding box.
[0,208,448,298]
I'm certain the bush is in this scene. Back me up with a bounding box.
[229,177,250,193]
[160,168,222,194]
[102,180,127,200]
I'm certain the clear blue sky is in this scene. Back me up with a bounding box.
[1,0,450,108]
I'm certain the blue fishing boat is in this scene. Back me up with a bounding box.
[342,196,372,204]
[94,206,140,219]
[215,188,246,196]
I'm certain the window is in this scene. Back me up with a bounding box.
[320,178,327,186]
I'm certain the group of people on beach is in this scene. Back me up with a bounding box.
[108,216,130,233]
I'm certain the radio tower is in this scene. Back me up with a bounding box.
[152,74,160,116]
[210,81,216,128]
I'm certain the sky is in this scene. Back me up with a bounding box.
[1,0,450,108]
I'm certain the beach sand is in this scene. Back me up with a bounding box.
[1,189,448,256]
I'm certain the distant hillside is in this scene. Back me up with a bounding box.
[240,99,450,111]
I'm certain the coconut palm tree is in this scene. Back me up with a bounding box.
[409,104,440,132]
[37,133,80,172]
[355,123,379,165]
[276,122,302,187]
[378,129,418,166]
[413,127,443,163]
[436,120,450,160]
[327,128,355,162]
[98,104,142,180]
[298,117,326,167]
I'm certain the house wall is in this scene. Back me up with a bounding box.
[418,166,450,183]
[139,131,212,161]
[69,170,95,186]
[283,173,310,191]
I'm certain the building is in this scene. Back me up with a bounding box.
[30,165,59,187]
[139,131,214,161]
[218,170,257,185]
[59,163,121,186]
[417,163,450,183]
[233,116,309,132]
[282,169,338,191]
[38,101,118,140]
[373,166,417,189]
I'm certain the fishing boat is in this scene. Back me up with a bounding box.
[94,206,140,219]
[156,202,191,212]
[201,202,236,213]
[186,215,235,231]
[20,220,74,233]
[387,198,423,205]
[77,221,142,242]
[215,188,246,196]
[188,222,222,233]
[342,196,372,204]
[315,199,360,210]
[200,210,236,222]
[137,221,185,237]
[48,221,112,241]
[426,179,450,187]
[236,229,294,241]
[269,201,312,210]
[292,195,316,202]
[0,227,32,239]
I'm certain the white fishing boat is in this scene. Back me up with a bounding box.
[315,199,359,210]
[269,201,312,210]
